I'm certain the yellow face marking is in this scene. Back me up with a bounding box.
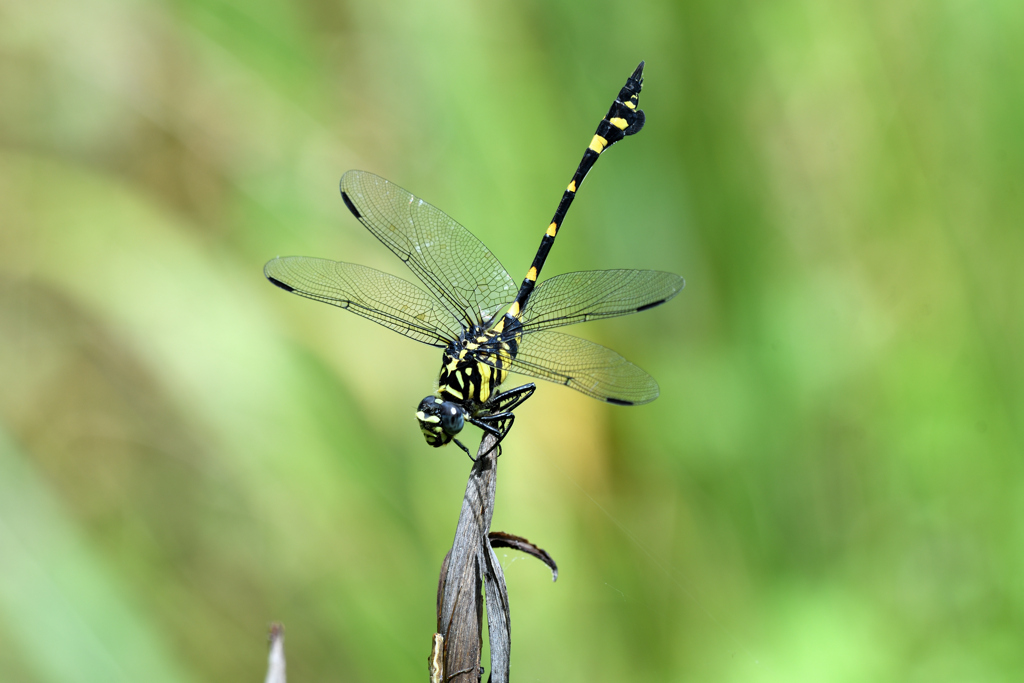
[428,634,444,683]
[588,134,608,154]
[546,222,557,237]
[567,180,576,193]
[508,301,521,318]
[416,411,441,424]
[624,100,636,110]
[609,117,629,130]
[526,266,537,282]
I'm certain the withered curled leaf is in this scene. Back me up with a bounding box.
[489,531,559,582]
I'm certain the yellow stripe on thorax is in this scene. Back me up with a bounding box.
[477,361,493,402]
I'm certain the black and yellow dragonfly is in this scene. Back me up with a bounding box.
[265,62,683,458]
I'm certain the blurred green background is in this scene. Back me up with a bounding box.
[2,0,1022,681]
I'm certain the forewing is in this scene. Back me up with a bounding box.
[264,256,459,347]
[519,270,684,332]
[340,171,517,328]
[479,330,659,405]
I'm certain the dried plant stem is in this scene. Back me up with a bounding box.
[436,434,502,683]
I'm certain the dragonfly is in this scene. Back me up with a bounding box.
[265,62,684,459]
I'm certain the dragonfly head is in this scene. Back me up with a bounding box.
[416,396,466,447]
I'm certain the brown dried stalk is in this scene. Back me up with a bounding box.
[434,435,557,683]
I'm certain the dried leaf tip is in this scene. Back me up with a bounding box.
[265,623,286,683]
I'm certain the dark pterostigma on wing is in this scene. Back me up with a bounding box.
[339,170,518,330]
[264,256,461,347]
[518,269,684,332]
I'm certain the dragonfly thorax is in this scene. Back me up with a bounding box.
[437,327,518,409]
[416,323,524,451]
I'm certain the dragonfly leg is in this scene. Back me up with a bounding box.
[453,438,475,462]
[487,383,536,414]
[464,383,537,458]
[472,412,514,438]
[468,411,518,460]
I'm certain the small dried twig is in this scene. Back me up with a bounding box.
[264,623,286,683]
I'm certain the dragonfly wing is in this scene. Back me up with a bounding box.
[265,256,460,347]
[340,171,517,328]
[519,270,684,332]
[476,330,659,405]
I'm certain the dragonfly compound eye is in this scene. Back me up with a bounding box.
[440,402,465,435]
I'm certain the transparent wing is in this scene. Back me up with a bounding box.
[264,256,461,347]
[340,170,517,328]
[519,270,684,332]
[477,330,659,405]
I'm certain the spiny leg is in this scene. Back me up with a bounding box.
[492,62,646,336]
[487,383,536,414]
[467,411,520,460]
[452,438,475,462]
[465,383,537,458]
[474,431,504,461]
